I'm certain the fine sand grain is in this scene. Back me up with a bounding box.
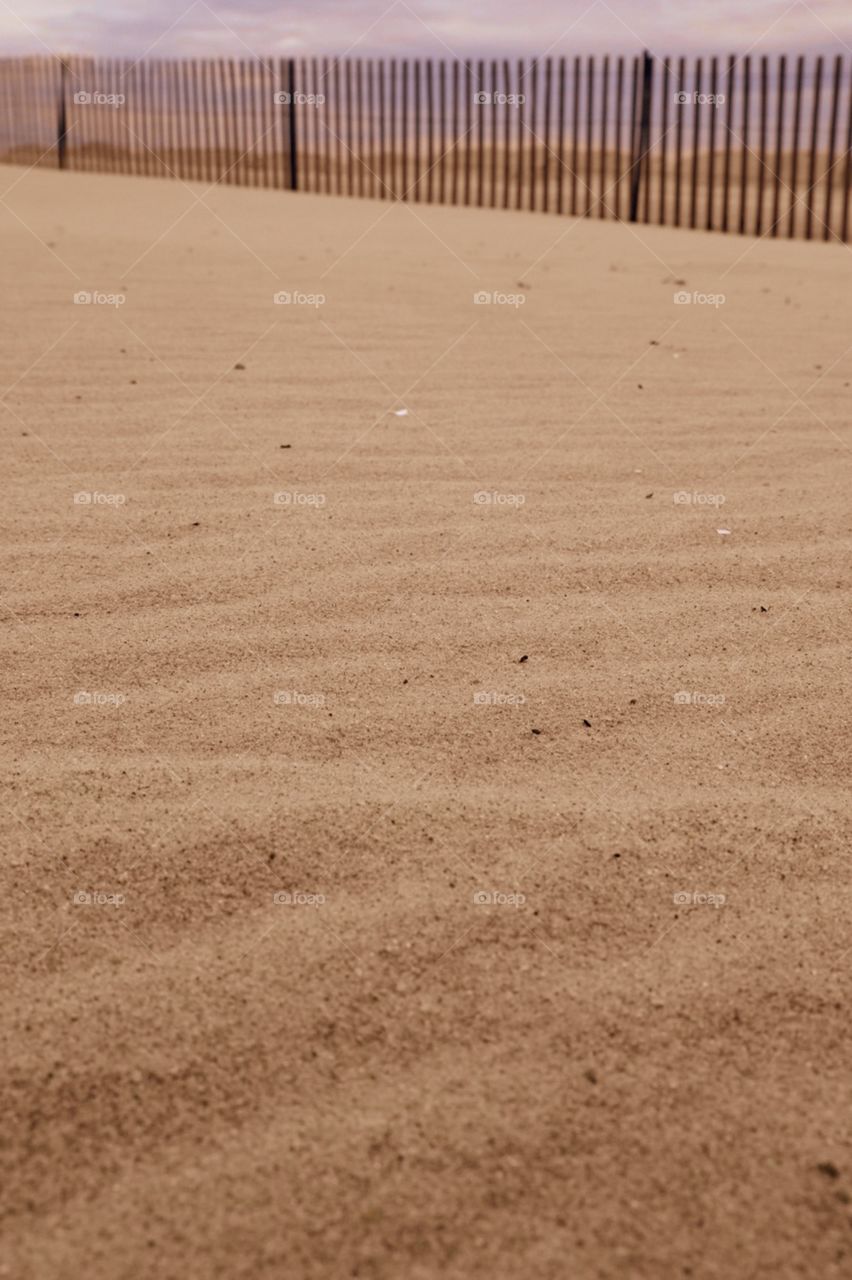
[1,166,851,1279]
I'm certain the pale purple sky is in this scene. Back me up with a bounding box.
[3,0,851,59]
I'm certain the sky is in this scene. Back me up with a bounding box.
[2,0,851,60]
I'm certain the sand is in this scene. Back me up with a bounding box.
[1,164,851,1279]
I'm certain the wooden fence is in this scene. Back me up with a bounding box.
[2,51,851,241]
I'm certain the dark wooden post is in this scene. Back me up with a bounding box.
[57,57,68,169]
[629,50,652,222]
[287,57,298,190]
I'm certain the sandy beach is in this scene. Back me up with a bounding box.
[2,165,851,1278]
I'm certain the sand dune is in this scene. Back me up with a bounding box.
[2,166,851,1278]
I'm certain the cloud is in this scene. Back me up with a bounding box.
[1,0,850,58]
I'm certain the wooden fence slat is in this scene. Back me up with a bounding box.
[254,59,265,186]
[413,59,421,200]
[131,57,142,176]
[332,59,342,194]
[557,56,567,215]
[517,58,525,210]
[542,58,552,213]
[658,57,668,224]
[426,59,434,203]
[788,54,805,238]
[199,58,213,184]
[842,57,852,242]
[464,59,472,205]
[771,54,786,236]
[585,56,594,215]
[247,58,260,185]
[356,58,365,197]
[95,56,112,173]
[755,55,768,235]
[340,60,350,194]
[438,60,446,204]
[490,59,499,207]
[690,57,702,228]
[199,59,213,182]
[476,58,485,206]
[805,54,823,239]
[572,56,581,215]
[529,58,538,211]
[158,58,172,178]
[739,55,751,234]
[389,59,397,199]
[366,59,375,199]
[636,52,652,223]
[401,59,409,199]
[706,56,718,229]
[184,59,197,182]
[673,57,685,226]
[450,60,458,206]
[373,60,383,198]
[823,53,843,240]
[175,59,189,180]
[721,55,735,231]
[614,56,624,220]
[226,59,240,182]
[503,60,512,210]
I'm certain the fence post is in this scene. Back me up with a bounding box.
[57,57,68,169]
[629,50,652,222]
[287,57,298,190]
